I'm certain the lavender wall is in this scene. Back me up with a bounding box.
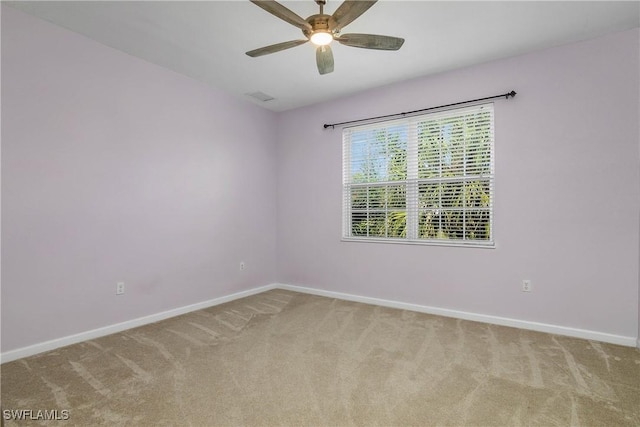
[276,29,640,339]
[1,7,278,352]
[2,6,639,354]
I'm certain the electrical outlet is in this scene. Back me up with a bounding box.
[522,279,532,292]
[116,282,125,295]
[239,262,246,271]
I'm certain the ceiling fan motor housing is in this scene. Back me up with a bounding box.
[304,14,338,39]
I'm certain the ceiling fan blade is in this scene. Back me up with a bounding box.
[332,1,377,30]
[246,39,309,57]
[250,0,311,31]
[316,45,334,75]
[337,33,404,50]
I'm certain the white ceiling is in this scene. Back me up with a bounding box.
[7,1,640,112]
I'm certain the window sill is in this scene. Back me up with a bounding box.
[341,237,496,249]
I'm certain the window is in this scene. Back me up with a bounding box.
[342,103,494,247]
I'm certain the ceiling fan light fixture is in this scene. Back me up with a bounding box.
[310,31,333,46]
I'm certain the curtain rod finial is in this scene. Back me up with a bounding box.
[508,90,517,98]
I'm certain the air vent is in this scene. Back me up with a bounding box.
[246,91,275,102]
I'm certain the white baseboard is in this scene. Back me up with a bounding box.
[275,283,639,348]
[0,284,277,364]
[2,282,637,363]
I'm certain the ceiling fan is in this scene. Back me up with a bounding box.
[246,0,404,75]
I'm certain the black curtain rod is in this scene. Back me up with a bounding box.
[323,90,517,129]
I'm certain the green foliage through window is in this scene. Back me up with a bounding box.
[342,104,494,246]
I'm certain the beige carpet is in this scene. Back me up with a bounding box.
[1,289,639,426]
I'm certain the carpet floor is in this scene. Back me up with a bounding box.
[1,289,639,426]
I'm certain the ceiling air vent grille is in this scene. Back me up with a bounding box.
[246,91,275,102]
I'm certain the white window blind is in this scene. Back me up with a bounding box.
[342,103,494,246]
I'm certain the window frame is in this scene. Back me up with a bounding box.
[341,103,495,248]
